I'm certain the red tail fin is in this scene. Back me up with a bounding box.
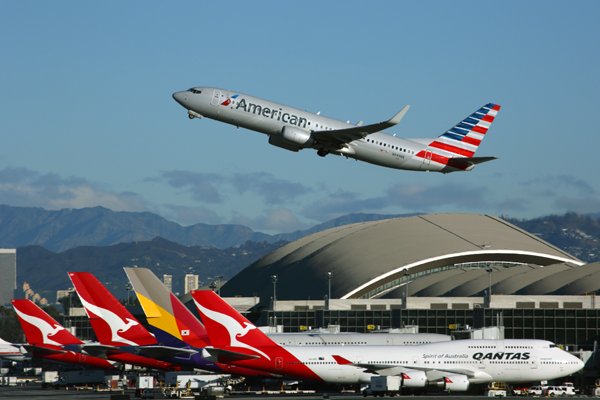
[12,300,82,346]
[190,291,275,354]
[69,272,156,346]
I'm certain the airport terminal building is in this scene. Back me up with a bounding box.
[218,214,600,351]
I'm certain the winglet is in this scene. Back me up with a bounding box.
[388,105,410,126]
[332,355,352,365]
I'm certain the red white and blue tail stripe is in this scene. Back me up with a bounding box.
[429,103,500,158]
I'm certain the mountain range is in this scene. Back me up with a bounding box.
[0,205,414,252]
[3,205,599,305]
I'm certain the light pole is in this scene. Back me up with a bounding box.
[125,282,133,306]
[215,275,224,296]
[326,272,333,310]
[486,266,493,307]
[403,272,410,309]
[271,274,278,310]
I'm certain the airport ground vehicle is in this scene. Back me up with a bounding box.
[363,376,401,397]
[53,370,105,388]
[527,383,576,396]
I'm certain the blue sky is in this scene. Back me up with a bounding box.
[1,1,599,234]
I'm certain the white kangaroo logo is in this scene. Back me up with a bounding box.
[193,299,271,360]
[13,307,67,346]
[79,296,139,346]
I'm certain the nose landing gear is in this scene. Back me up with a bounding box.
[317,150,329,157]
[188,110,203,119]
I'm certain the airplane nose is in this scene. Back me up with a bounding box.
[172,91,187,106]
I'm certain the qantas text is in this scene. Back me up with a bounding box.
[473,352,530,360]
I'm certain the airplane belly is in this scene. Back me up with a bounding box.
[353,145,413,170]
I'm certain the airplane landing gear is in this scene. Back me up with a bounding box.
[317,150,328,157]
[188,110,203,119]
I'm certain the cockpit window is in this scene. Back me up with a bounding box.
[550,344,558,348]
[187,88,202,94]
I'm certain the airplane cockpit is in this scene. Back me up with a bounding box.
[187,88,202,94]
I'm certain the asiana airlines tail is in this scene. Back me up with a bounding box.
[173,87,500,173]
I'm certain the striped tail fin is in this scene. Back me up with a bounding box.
[429,103,500,158]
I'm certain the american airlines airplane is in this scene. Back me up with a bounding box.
[173,88,500,173]
[191,290,584,390]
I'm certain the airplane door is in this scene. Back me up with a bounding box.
[530,356,537,369]
[412,356,420,366]
[423,151,432,165]
[211,90,221,106]
[386,337,393,345]
[275,357,283,370]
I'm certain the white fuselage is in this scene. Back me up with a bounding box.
[173,88,442,172]
[232,339,583,385]
[266,332,451,346]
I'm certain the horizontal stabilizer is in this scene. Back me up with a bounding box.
[80,344,120,358]
[447,156,497,169]
[22,344,67,356]
[201,347,261,363]
[136,345,198,359]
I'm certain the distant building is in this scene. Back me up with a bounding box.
[163,274,173,293]
[184,274,199,294]
[0,249,16,306]
[56,288,75,303]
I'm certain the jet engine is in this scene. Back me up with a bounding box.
[436,375,469,391]
[401,371,427,388]
[268,135,301,152]
[280,126,314,147]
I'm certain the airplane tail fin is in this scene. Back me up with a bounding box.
[68,272,157,346]
[123,267,210,347]
[190,290,276,352]
[11,300,83,346]
[428,103,500,158]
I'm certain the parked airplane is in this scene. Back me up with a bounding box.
[11,300,117,370]
[0,337,28,362]
[173,88,500,173]
[122,267,274,377]
[191,290,584,390]
[68,272,182,370]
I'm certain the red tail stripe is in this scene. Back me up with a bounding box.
[492,105,501,111]
[482,115,495,123]
[429,141,475,157]
[471,125,488,134]
[461,136,481,146]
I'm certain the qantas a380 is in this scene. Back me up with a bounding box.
[173,88,500,173]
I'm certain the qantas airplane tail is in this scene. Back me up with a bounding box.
[12,299,83,346]
[190,290,276,353]
[123,267,210,348]
[69,272,157,346]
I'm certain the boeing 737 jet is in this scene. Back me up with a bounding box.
[173,88,500,173]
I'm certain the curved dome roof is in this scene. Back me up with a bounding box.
[221,214,583,301]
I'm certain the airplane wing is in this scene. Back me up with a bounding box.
[332,355,475,378]
[312,106,410,146]
[135,345,198,359]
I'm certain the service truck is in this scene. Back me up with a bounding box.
[363,376,401,397]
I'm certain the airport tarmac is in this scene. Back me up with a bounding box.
[0,386,591,400]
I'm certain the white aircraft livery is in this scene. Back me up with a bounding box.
[173,88,501,173]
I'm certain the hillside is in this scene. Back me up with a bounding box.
[0,205,410,252]
[17,237,287,302]
[505,212,600,263]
